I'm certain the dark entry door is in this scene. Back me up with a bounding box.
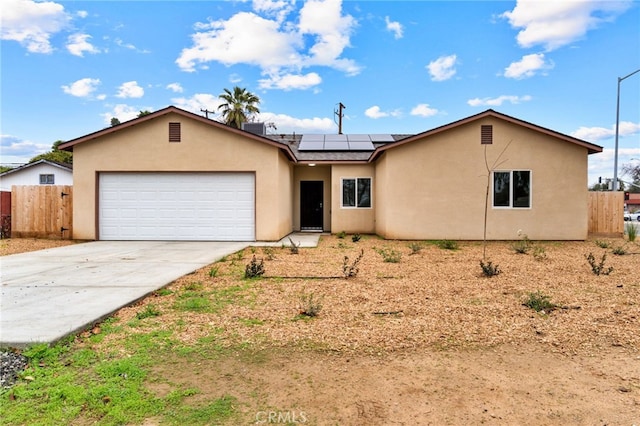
[300,181,323,231]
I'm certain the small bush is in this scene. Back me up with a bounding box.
[612,245,627,256]
[626,223,637,242]
[343,249,364,278]
[437,240,459,250]
[585,252,613,276]
[337,231,346,239]
[351,234,362,243]
[298,293,323,317]
[523,291,556,312]
[262,247,275,260]
[208,266,219,278]
[532,246,547,261]
[480,260,501,277]
[376,248,402,263]
[512,235,532,254]
[288,237,301,254]
[244,255,265,278]
[408,242,424,255]
[136,304,161,320]
[594,240,610,249]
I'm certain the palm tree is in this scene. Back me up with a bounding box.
[217,86,261,129]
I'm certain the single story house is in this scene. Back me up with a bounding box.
[0,160,73,192]
[59,106,602,241]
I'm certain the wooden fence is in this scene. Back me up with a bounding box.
[11,185,73,239]
[588,191,624,237]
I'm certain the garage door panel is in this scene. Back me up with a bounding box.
[99,173,255,241]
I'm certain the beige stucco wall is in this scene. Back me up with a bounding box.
[375,117,590,240]
[293,165,332,231]
[71,112,292,241]
[331,164,376,234]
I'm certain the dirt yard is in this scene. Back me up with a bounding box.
[3,236,639,424]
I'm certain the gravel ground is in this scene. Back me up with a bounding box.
[0,351,28,389]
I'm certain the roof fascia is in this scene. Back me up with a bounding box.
[368,109,602,162]
[58,106,297,162]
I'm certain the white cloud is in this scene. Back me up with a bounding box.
[114,38,150,53]
[365,106,387,119]
[588,147,640,186]
[116,81,144,99]
[0,0,71,53]
[100,104,141,125]
[76,10,88,19]
[171,94,224,117]
[503,53,554,79]
[571,121,640,142]
[501,0,631,51]
[467,95,533,107]
[364,106,401,119]
[385,16,403,39]
[258,112,335,133]
[0,134,50,164]
[61,78,101,97]
[176,0,360,85]
[66,33,100,57]
[427,54,457,81]
[410,104,438,117]
[166,83,184,93]
[259,72,322,90]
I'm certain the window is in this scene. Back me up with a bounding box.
[493,170,530,208]
[169,122,181,142]
[39,174,54,185]
[342,178,372,208]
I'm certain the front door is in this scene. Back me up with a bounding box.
[300,181,323,231]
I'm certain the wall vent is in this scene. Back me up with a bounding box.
[169,122,181,142]
[481,125,493,144]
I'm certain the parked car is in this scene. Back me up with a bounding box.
[624,211,640,221]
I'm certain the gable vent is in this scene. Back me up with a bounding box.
[169,122,181,142]
[481,125,493,144]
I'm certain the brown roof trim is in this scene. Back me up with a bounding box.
[58,106,297,162]
[368,109,603,162]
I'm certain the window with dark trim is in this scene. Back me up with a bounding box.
[169,122,181,142]
[481,125,493,144]
[342,178,372,208]
[39,174,54,184]
[493,170,531,208]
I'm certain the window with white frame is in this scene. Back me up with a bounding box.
[342,178,372,208]
[39,174,55,185]
[493,170,531,208]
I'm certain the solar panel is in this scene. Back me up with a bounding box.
[324,141,350,150]
[347,134,371,142]
[298,134,390,151]
[348,141,375,150]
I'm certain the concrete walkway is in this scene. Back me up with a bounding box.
[0,234,321,347]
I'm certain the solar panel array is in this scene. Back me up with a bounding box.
[298,134,394,151]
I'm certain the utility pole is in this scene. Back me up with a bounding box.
[334,102,346,134]
[613,68,640,191]
[201,108,215,119]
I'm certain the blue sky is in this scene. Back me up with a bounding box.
[1,0,639,186]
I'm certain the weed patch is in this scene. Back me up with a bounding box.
[523,291,557,312]
[376,247,402,263]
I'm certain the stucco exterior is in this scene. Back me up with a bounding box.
[374,116,590,240]
[60,106,601,242]
[68,111,293,241]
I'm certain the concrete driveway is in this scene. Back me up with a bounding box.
[0,241,249,347]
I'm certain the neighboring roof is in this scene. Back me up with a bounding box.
[58,106,297,162]
[0,159,73,177]
[370,109,603,161]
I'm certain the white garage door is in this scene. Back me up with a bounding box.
[99,172,255,241]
